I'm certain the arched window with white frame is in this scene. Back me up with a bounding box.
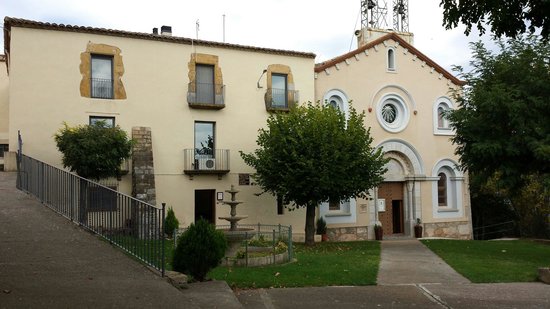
[387,48,396,71]
[323,89,350,121]
[431,159,464,219]
[433,97,454,135]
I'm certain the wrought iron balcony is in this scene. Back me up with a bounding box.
[264,88,299,112]
[187,82,225,109]
[91,78,114,99]
[183,149,230,178]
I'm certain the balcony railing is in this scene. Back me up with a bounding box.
[265,88,299,111]
[183,149,230,178]
[187,82,225,109]
[91,78,114,99]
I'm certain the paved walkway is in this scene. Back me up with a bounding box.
[377,239,470,285]
[0,172,206,308]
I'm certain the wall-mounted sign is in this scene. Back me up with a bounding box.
[217,192,224,201]
[377,199,386,212]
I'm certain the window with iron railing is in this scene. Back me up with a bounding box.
[91,55,114,99]
[187,82,225,107]
[265,88,299,111]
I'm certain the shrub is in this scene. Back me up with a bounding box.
[164,207,180,238]
[172,219,228,281]
[54,122,133,180]
[316,217,327,235]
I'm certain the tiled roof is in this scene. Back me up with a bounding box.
[315,32,465,86]
[3,17,316,59]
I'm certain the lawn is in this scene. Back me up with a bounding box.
[422,239,550,283]
[208,241,380,288]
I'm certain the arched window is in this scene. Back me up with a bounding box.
[431,159,464,219]
[387,49,395,71]
[437,172,447,206]
[437,106,448,128]
[433,97,454,135]
[323,89,350,120]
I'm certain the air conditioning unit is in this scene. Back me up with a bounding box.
[198,157,216,170]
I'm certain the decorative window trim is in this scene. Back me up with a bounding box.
[319,199,357,224]
[264,64,296,111]
[433,96,454,135]
[431,159,464,219]
[387,47,397,72]
[322,89,350,120]
[79,42,126,100]
[376,93,410,133]
[187,53,225,109]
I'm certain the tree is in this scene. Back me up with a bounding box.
[440,0,550,40]
[241,102,387,245]
[54,121,134,180]
[448,35,549,190]
[448,35,550,237]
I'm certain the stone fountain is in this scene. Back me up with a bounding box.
[218,185,253,256]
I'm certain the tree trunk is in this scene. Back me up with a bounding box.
[305,202,316,246]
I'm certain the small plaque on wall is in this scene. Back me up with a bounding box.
[377,199,386,212]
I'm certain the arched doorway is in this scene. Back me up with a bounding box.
[376,140,425,237]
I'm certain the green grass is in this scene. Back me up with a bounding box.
[422,239,550,283]
[208,241,380,288]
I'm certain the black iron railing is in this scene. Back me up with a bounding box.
[473,221,518,240]
[265,88,299,111]
[91,78,114,99]
[16,154,166,275]
[183,149,230,175]
[187,82,225,107]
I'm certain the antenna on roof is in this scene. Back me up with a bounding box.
[392,0,409,32]
[196,19,200,39]
[222,14,226,43]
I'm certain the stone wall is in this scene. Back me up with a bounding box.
[423,221,472,239]
[132,127,155,205]
[327,226,369,241]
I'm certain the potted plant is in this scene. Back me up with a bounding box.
[374,224,383,240]
[316,217,328,242]
[414,218,423,238]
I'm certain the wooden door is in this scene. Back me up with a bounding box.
[378,182,404,235]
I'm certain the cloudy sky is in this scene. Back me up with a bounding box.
[2,0,494,74]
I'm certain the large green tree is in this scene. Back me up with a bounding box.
[54,121,134,180]
[241,103,387,245]
[448,35,549,190]
[448,35,549,237]
[440,0,550,39]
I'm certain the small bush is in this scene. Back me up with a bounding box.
[164,207,180,238]
[172,219,228,281]
[316,217,327,235]
[248,235,270,247]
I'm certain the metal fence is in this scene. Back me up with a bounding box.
[175,223,293,267]
[473,221,518,240]
[16,153,166,276]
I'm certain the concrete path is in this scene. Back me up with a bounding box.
[377,239,470,285]
[236,283,550,308]
[0,171,232,308]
